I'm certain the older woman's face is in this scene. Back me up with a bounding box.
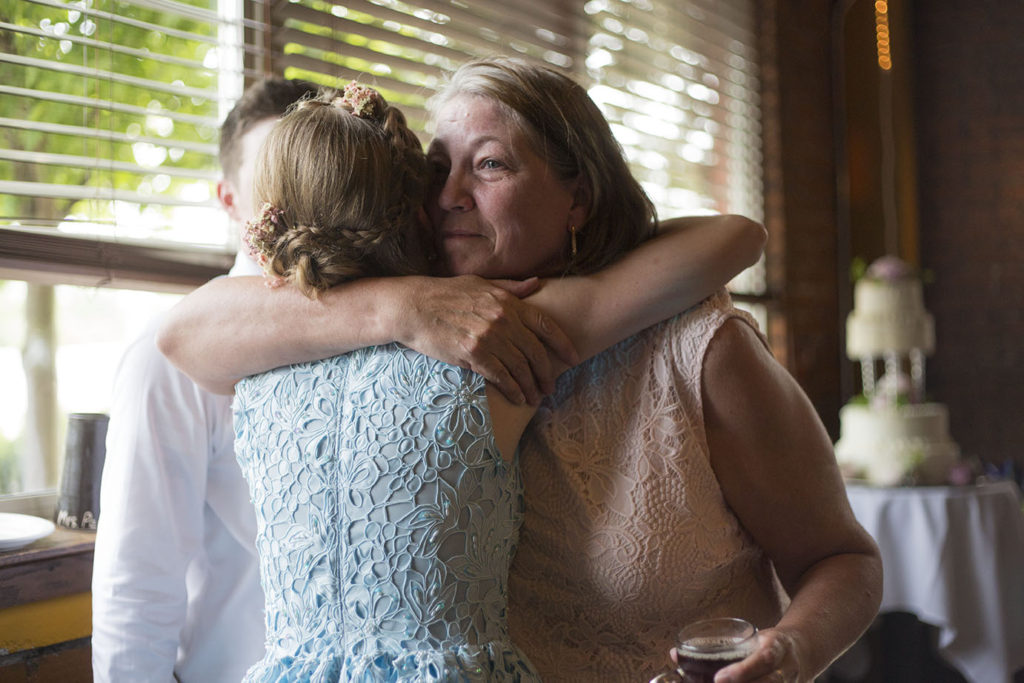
[426,95,584,279]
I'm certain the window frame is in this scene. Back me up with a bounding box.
[0,228,233,292]
[1,1,779,508]
[0,0,255,506]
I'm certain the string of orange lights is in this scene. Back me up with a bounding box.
[875,1,892,70]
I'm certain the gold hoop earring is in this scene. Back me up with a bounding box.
[569,225,578,260]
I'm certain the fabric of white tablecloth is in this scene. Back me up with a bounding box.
[846,480,1024,683]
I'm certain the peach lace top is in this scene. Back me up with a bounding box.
[509,291,788,681]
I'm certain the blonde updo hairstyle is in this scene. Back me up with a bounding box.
[251,85,432,298]
[428,57,657,275]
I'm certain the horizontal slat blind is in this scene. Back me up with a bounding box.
[580,0,762,219]
[1,1,762,286]
[578,0,764,294]
[0,0,249,254]
[270,0,577,134]
[269,0,763,295]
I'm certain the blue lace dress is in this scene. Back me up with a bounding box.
[233,344,540,682]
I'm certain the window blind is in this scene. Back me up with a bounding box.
[267,0,576,136]
[1,0,763,290]
[267,0,763,295]
[579,0,762,220]
[577,0,764,295]
[0,0,254,275]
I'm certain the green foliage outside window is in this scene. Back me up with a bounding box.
[1,0,234,494]
[1,0,226,238]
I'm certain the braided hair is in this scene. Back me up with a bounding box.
[248,83,434,298]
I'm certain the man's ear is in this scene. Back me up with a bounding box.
[218,178,241,223]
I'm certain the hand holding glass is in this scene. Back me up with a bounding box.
[675,617,757,682]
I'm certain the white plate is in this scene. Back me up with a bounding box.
[0,512,56,551]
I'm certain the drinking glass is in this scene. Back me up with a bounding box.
[675,617,757,683]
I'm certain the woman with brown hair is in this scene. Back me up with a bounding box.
[224,81,766,680]
[162,58,879,682]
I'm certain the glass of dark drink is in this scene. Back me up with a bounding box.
[675,617,757,683]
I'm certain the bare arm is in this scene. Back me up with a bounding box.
[158,213,763,399]
[157,273,574,398]
[700,320,883,683]
[485,214,766,455]
[525,214,767,365]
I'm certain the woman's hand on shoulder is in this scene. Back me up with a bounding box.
[395,275,579,405]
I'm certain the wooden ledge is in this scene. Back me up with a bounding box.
[0,528,95,610]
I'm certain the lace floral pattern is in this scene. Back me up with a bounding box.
[509,291,788,681]
[234,345,540,681]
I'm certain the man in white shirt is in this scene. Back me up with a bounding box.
[91,77,319,682]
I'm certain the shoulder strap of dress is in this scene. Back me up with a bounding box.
[668,288,771,421]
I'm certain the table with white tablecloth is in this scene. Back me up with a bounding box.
[846,480,1024,683]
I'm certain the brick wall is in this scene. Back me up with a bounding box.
[766,1,1024,466]
[759,0,843,435]
[913,3,1024,469]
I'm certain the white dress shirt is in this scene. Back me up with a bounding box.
[92,254,265,682]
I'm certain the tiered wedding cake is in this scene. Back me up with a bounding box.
[834,256,959,486]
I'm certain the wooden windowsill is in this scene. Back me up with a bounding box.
[0,528,95,610]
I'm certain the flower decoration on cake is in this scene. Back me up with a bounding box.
[242,202,287,288]
[865,254,914,281]
[845,255,934,373]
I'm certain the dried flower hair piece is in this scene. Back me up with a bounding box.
[333,81,384,119]
[242,202,287,288]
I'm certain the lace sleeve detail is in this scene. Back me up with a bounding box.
[668,288,773,435]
